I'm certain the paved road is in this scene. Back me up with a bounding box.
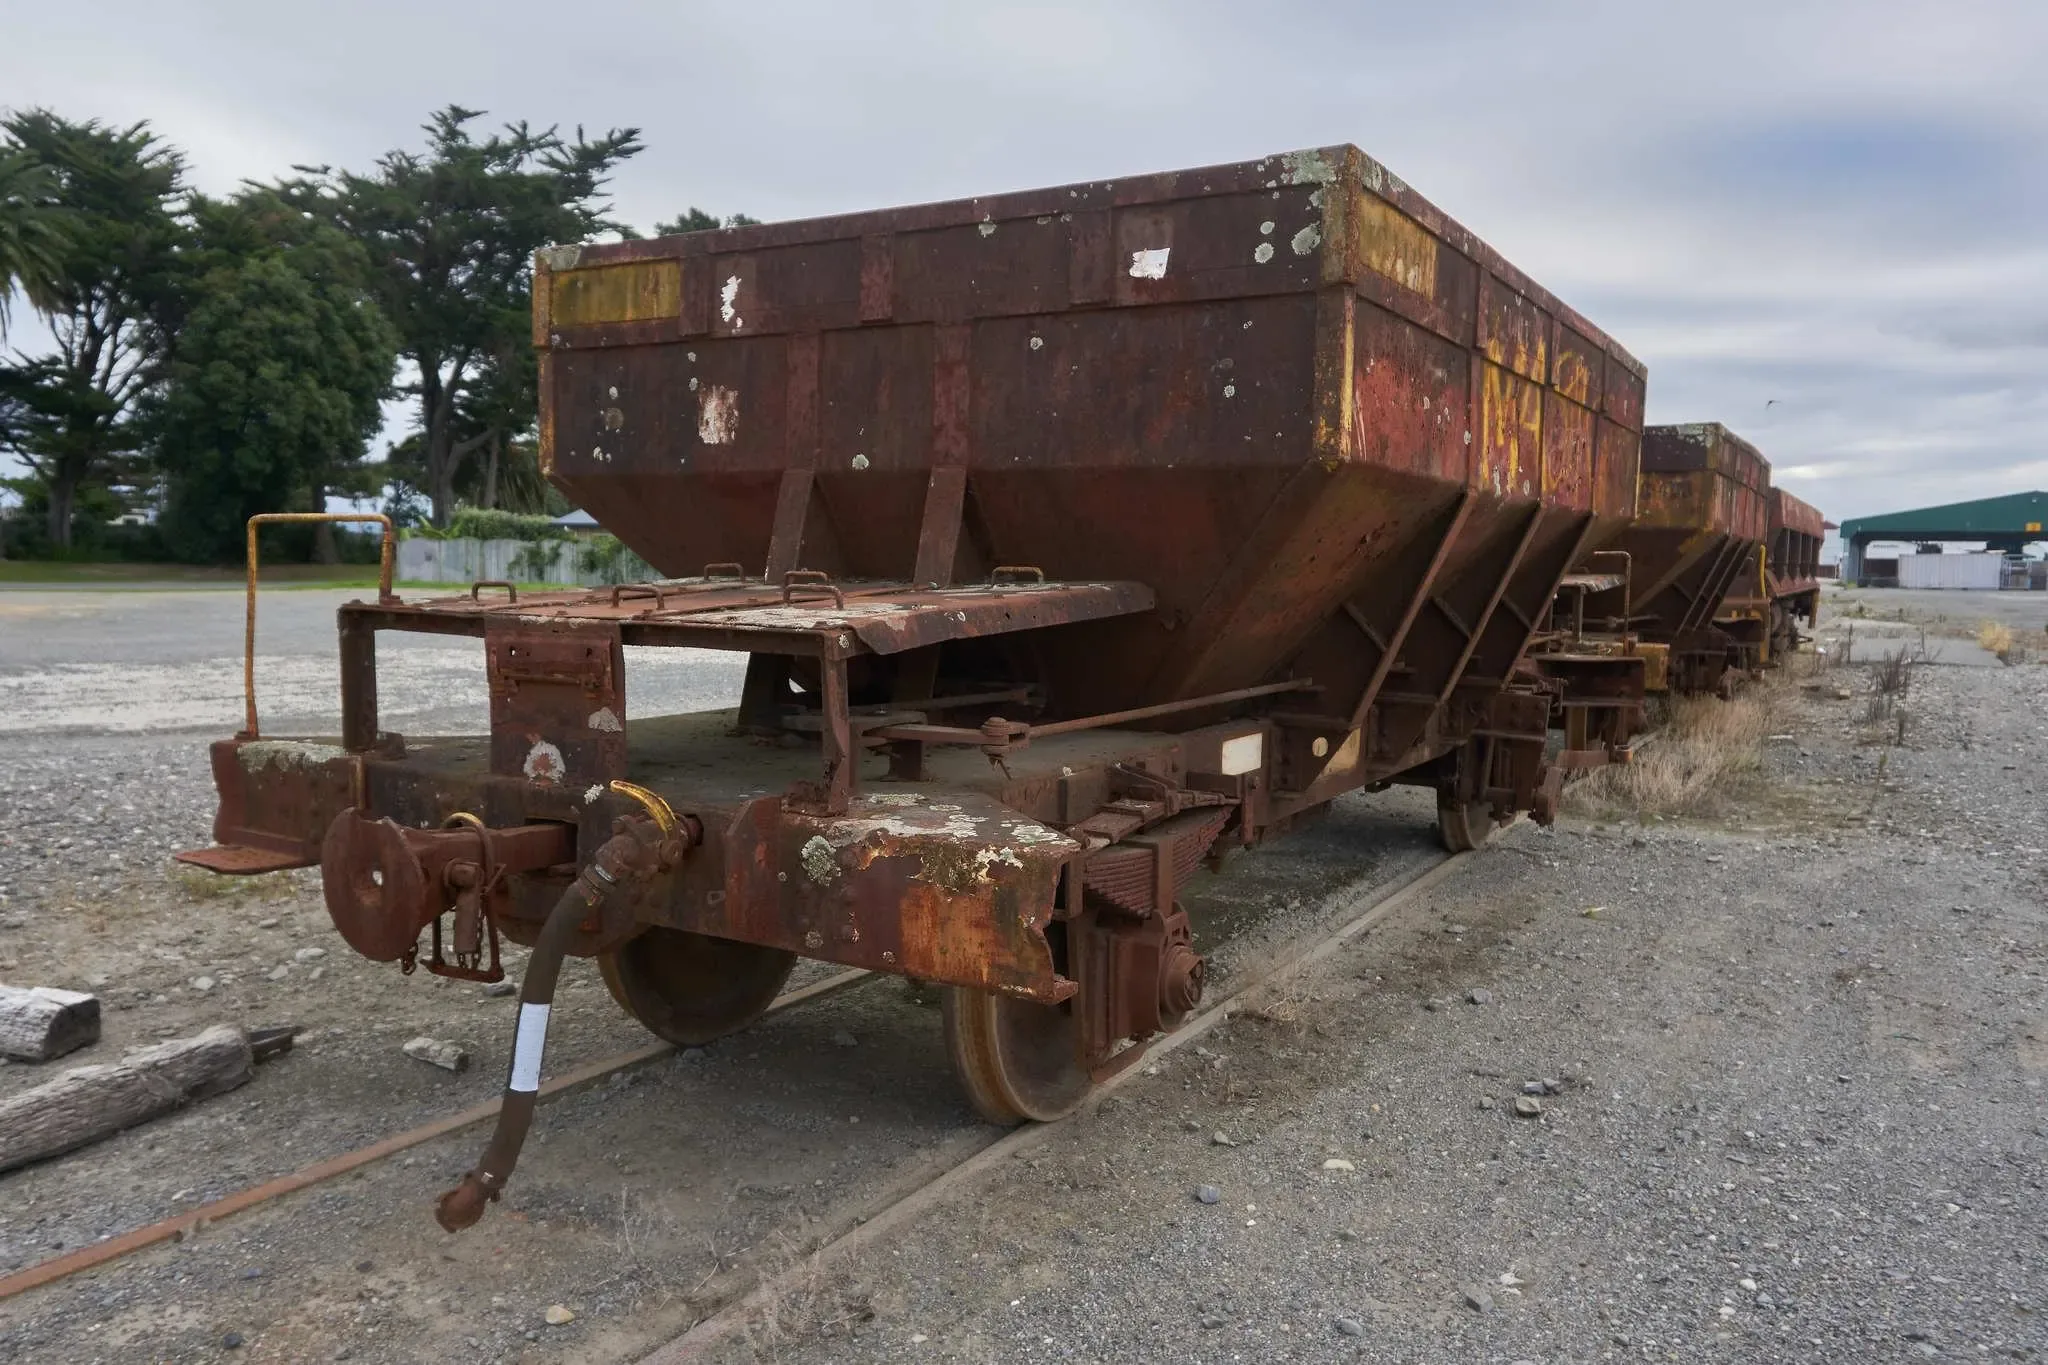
[0,586,746,736]
[1828,582,2048,629]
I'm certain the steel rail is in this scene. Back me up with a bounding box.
[0,967,872,1304]
[0,838,1465,1309]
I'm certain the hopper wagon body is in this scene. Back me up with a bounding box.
[1590,422,1770,697]
[1535,423,1830,769]
[1764,486,1825,650]
[176,146,1644,1219]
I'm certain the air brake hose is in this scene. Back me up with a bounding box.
[433,818,663,1232]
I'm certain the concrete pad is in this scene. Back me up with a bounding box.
[1831,617,2003,667]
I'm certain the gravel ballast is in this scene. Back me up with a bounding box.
[2,585,2042,1363]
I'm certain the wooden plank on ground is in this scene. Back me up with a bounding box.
[0,1025,252,1174]
[0,985,100,1063]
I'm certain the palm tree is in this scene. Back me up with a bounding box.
[0,148,69,338]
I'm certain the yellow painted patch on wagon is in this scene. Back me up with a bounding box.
[1355,195,1437,297]
[549,259,682,328]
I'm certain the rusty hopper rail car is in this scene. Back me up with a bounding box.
[1765,486,1825,654]
[1533,423,1828,771]
[177,145,1644,1228]
[1579,422,1770,697]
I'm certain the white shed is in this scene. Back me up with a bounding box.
[1896,553,2004,590]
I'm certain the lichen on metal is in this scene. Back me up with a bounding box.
[536,244,584,272]
[239,740,348,772]
[799,835,840,884]
[1279,148,1338,186]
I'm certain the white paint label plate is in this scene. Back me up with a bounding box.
[509,1002,551,1092]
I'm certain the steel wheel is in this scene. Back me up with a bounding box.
[942,987,1091,1125]
[597,927,796,1047]
[1436,794,1496,853]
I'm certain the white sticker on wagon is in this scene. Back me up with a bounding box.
[1219,733,1264,776]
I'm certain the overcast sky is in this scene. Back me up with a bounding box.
[5,0,2046,529]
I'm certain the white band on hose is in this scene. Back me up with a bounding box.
[509,1002,551,1093]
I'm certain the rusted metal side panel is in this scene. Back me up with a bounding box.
[1592,418,1641,523]
[1771,487,1825,541]
[1595,423,1771,648]
[1638,423,1770,537]
[1768,486,1826,598]
[189,739,360,869]
[712,793,1076,1000]
[485,621,626,788]
[1349,302,1471,481]
[534,146,1644,725]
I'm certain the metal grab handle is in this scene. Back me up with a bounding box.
[244,512,396,740]
[701,561,747,582]
[470,580,517,604]
[989,565,1045,586]
[780,569,846,608]
[609,581,670,610]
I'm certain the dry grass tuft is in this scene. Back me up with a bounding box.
[169,864,299,904]
[1238,980,1315,1029]
[1977,620,2030,665]
[1565,685,1781,820]
[1871,645,1915,699]
[739,1233,874,1359]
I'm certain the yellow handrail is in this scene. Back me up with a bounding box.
[243,513,397,739]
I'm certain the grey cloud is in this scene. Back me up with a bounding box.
[3,0,2044,527]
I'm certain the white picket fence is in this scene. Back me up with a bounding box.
[397,536,611,586]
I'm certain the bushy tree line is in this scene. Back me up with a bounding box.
[0,105,747,561]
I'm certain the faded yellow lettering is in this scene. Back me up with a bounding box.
[1480,362,1543,495]
[1518,378,1542,492]
[1481,363,1515,462]
[1544,401,1592,501]
[1484,290,1547,383]
[1552,348,1592,404]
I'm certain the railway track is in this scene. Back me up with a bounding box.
[642,846,1469,1361]
[0,966,874,1304]
[0,834,1469,1348]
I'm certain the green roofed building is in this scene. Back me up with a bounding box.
[1840,491,2048,584]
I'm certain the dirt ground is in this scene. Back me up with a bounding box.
[1829,583,2048,633]
[1,585,2042,1364]
[0,584,1439,1364]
